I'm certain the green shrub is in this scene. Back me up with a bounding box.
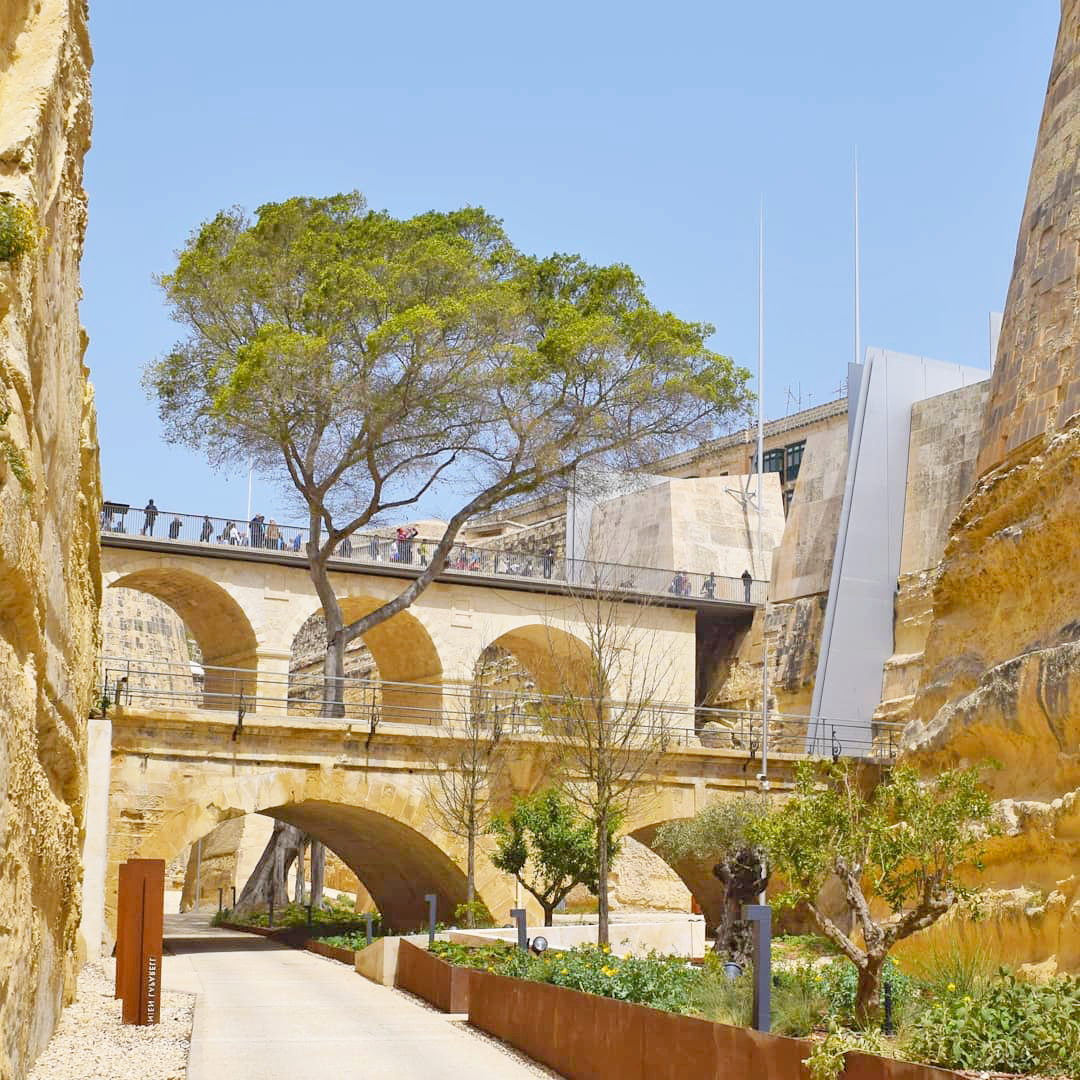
[0,196,36,263]
[803,1021,896,1080]
[316,929,378,950]
[905,971,1080,1077]
[788,958,918,1027]
[771,977,828,1037]
[453,900,495,928]
[898,935,996,1001]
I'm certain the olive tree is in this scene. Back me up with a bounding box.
[653,796,768,963]
[147,193,748,716]
[752,760,997,1024]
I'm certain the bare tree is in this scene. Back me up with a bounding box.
[421,686,505,927]
[540,584,678,945]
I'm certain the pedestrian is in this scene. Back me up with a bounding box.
[291,532,303,553]
[702,572,716,599]
[224,520,240,546]
[369,534,381,560]
[339,536,353,558]
[200,515,213,542]
[267,519,281,549]
[168,516,183,540]
[418,541,429,567]
[542,546,555,579]
[250,513,265,549]
[741,569,753,604]
[141,498,158,536]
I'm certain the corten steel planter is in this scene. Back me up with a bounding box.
[395,940,472,1014]
[466,971,966,1080]
[303,939,356,965]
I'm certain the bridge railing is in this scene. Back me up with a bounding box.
[98,504,767,607]
[98,656,903,761]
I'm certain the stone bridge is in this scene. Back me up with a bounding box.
[103,704,804,934]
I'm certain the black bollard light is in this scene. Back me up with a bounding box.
[218,888,223,913]
[883,978,893,1036]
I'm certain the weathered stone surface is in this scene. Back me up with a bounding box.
[978,2,1080,476]
[0,1,98,1073]
[904,2,1080,972]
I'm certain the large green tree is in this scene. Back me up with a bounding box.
[489,787,618,926]
[752,760,997,1024]
[147,193,749,716]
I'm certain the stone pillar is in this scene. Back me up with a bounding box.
[78,714,113,962]
[254,649,292,715]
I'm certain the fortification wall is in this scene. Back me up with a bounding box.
[904,2,1080,973]
[0,1,98,1073]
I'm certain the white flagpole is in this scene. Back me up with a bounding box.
[854,150,862,366]
[757,199,769,794]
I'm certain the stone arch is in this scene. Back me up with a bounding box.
[286,596,444,723]
[105,567,260,708]
[475,623,597,700]
[120,772,507,928]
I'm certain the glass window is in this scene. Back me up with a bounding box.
[785,440,805,483]
[754,448,785,474]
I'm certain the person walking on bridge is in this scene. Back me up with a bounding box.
[200,515,213,542]
[741,568,753,604]
[141,499,158,536]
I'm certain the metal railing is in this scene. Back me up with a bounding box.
[98,656,903,761]
[98,503,767,607]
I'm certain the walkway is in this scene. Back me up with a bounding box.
[163,915,552,1080]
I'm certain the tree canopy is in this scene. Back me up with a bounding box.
[146,192,750,711]
[489,787,618,926]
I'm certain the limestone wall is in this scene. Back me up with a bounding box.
[0,1,98,1074]
[904,1,1080,974]
[587,473,786,580]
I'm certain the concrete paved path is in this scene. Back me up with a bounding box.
[163,915,550,1080]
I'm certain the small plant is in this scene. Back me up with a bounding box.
[905,970,1080,1077]
[770,977,828,1037]
[210,908,232,927]
[803,1021,895,1080]
[896,934,996,1001]
[453,899,495,928]
[689,959,753,1027]
[0,195,37,263]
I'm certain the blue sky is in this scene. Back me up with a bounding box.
[83,1,1060,523]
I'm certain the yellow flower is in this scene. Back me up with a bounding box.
[486,966,495,973]
[814,974,823,983]
[962,995,972,1004]
[601,945,611,953]
[560,968,568,975]
[947,983,956,993]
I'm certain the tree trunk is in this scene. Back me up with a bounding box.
[235,820,304,915]
[466,826,476,928]
[310,839,325,908]
[294,836,307,903]
[236,821,305,914]
[597,810,610,946]
[854,953,886,1026]
[542,901,555,927]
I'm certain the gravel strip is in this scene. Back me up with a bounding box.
[27,962,193,1080]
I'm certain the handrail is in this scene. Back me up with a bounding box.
[98,504,768,607]
[97,656,903,760]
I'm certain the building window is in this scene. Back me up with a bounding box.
[752,448,786,474]
[785,440,805,483]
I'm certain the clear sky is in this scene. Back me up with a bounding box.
[83,1,1060,524]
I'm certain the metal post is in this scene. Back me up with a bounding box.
[742,904,772,1033]
[364,914,374,947]
[425,893,437,946]
[231,885,236,910]
[509,908,528,952]
[268,897,274,929]
[883,978,893,1036]
[218,888,223,913]
[193,837,202,913]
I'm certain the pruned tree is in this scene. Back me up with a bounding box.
[653,796,768,964]
[540,586,678,945]
[751,760,998,1024]
[489,787,618,926]
[421,687,505,927]
[235,820,306,915]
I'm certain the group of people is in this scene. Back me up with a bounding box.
[670,568,756,603]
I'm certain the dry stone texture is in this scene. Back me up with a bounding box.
[905,1,1080,972]
[0,1,98,1074]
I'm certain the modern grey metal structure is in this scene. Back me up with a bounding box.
[809,349,988,750]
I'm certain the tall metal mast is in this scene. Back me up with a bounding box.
[757,200,769,791]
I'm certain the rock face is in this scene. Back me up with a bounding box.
[0,1,98,1074]
[904,2,1080,972]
